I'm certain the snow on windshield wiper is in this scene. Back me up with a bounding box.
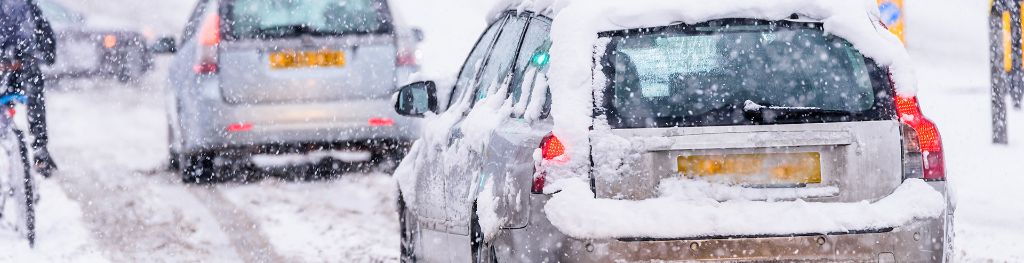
[743,100,824,112]
[742,100,851,124]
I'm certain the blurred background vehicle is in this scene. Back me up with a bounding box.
[157,0,423,183]
[36,0,154,83]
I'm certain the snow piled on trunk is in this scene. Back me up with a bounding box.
[545,178,944,239]
[491,0,918,187]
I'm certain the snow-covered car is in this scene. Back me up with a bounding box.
[160,0,422,183]
[36,0,153,83]
[392,0,952,262]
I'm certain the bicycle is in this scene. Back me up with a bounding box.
[0,58,36,247]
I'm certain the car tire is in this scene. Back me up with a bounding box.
[471,203,497,263]
[180,151,216,184]
[398,194,417,263]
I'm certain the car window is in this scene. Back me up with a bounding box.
[510,15,552,118]
[600,19,894,129]
[182,0,216,43]
[36,0,79,26]
[447,14,507,109]
[225,0,391,39]
[470,15,528,103]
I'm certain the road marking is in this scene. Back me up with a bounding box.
[186,185,289,263]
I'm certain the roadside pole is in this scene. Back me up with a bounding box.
[991,0,1011,144]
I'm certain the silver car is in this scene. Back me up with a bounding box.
[160,0,420,183]
[394,9,951,263]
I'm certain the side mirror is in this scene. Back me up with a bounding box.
[411,28,425,42]
[394,81,438,117]
[151,37,177,54]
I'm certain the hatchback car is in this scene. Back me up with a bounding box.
[161,0,421,182]
[393,2,951,263]
[37,0,154,83]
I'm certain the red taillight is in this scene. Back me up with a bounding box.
[896,95,945,180]
[396,51,417,67]
[226,122,253,133]
[533,134,567,194]
[541,134,565,160]
[368,117,394,127]
[194,13,220,74]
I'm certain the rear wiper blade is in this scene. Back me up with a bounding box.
[743,100,848,114]
[255,24,337,38]
[742,100,851,124]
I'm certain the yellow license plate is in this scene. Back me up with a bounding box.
[677,152,822,185]
[269,50,346,69]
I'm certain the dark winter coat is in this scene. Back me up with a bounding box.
[1,0,54,65]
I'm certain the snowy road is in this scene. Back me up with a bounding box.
[23,65,401,262]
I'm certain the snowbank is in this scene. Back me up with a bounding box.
[545,178,944,239]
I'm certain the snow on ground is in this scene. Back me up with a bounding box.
[906,0,1024,261]
[220,176,399,262]
[0,180,106,262]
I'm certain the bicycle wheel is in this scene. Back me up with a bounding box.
[0,129,36,246]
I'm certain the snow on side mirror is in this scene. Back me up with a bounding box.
[394,81,438,118]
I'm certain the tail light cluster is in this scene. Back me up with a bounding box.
[194,13,221,74]
[396,48,417,67]
[532,133,566,194]
[895,95,945,181]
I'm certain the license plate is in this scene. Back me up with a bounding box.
[269,50,345,69]
[677,152,822,185]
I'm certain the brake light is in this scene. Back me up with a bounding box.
[533,133,567,194]
[396,49,417,67]
[368,117,394,127]
[896,95,945,181]
[194,13,220,74]
[541,134,565,160]
[226,122,252,133]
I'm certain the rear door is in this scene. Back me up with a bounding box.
[218,0,397,104]
[591,20,904,210]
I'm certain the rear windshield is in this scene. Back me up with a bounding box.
[225,0,392,39]
[599,19,895,129]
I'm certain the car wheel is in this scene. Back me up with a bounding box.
[471,203,497,263]
[399,194,417,263]
[180,151,216,184]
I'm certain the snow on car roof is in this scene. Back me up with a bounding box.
[490,0,918,180]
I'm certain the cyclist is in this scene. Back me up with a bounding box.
[1,0,40,246]
[2,0,58,177]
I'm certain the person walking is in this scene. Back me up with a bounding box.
[1,0,58,177]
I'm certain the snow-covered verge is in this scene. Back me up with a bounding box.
[545,178,943,239]
[0,180,107,262]
[917,88,1024,262]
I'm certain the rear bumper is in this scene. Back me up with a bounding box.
[559,218,944,262]
[177,87,420,153]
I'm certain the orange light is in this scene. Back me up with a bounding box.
[199,14,221,47]
[103,35,118,49]
[1003,11,1013,72]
